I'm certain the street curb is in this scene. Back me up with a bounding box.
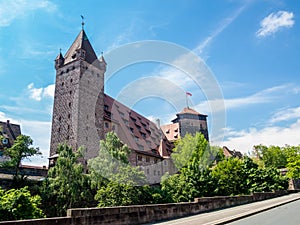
[215,195,300,224]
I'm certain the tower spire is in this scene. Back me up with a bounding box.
[81,15,85,30]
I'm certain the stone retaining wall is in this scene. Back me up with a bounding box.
[0,190,288,225]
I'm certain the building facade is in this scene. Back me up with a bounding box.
[49,27,208,183]
[0,120,21,162]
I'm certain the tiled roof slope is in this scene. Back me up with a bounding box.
[63,29,98,65]
[103,95,173,158]
[223,146,243,159]
[179,107,205,115]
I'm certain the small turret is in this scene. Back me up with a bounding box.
[55,50,65,69]
[99,53,107,72]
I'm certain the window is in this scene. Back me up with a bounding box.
[164,160,167,166]
[166,129,170,134]
[134,136,139,142]
[146,169,149,175]
[146,157,150,163]
[104,105,109,111]
[158,171,160,176]
[119,111,125,118]
[154,170,156,176]
[137,155,142,161]
[61,82,64,86]
[70,78,73,83]
[154,159,158,164]
[105,122,109,128]
[123,119,129,126]
[68,114,71,119]
[69,102,71,108]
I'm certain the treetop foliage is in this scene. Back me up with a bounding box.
[0,186,44,221]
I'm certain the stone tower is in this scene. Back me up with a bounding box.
[172,107,209,141]
[50,28,106,163]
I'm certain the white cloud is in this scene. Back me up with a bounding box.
[222,104,300,154]
[195,3,248,54]
[0,0,57,27]
[256,11,294,38]
[195,84,288,114]
[27,83,55,101]
[222,119,300,154]
[270,106,300,123]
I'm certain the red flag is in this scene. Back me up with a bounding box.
[186,92,192,96]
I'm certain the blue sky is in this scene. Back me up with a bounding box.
[1,0,300,166]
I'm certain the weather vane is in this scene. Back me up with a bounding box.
[81,15,85,30]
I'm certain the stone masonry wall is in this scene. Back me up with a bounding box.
[0,191,289,225]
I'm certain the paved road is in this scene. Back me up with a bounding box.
[228,199,300,225]
[146,193,300,225]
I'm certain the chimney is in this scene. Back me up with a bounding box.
[7,120,10,124]
[156,119,160,128]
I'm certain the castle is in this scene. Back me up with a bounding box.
[49,27,209,184]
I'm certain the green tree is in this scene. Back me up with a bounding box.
[161,132,215,202]
[171,132,210,170]
[41,144,93,217]
[286,147,300,179]
[0,186,44,221]
[253,145,288,169]
[211,157,245,196]
[0,135,41,187]
[249,166,288,192]
[89,132,150,207]
[88,132,132,189]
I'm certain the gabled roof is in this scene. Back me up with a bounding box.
[161,123,179,142]
[0,120,21,148]
[63,29,98,65]
[223,146,243,159]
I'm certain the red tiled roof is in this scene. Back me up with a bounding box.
[179,107,204,115]
[102,95,172,158]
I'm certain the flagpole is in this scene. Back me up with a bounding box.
[185,92,192,108]
[186,93,189,108]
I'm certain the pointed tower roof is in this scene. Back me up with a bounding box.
[63,29,98,65]
[55,51,64,60]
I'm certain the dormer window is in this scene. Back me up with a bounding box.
[77,49,86,60]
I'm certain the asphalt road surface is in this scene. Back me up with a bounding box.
[146,193,300,225]
[228,199,300,225]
